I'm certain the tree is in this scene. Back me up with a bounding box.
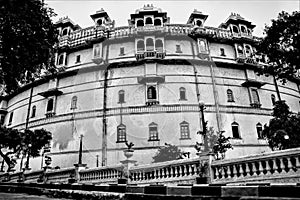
[262,101,300,150]
[0,0,58,94]
[152,143,183,163]
[0,126,52,171]
[257,11,300,82]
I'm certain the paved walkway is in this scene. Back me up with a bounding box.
[0,193,71,200]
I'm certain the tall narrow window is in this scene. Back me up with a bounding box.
[198,39,207,52]
[145,17,153,25]
[227,89,234,102]
[241,26,247,33]
[179,87,186,100]
[251,89,260,104]
[231,122,240,138]
[155,39,163,52]
[119,47,125,55]
[147,86,157,100]
[220,48,226,56]
[271,94,276,105]
[256,123,263,139]
[237,45,244,57]
[176,45,182,53]
[149,122,159,141]
[8,112,13,125]
[137,40,144,52]
[245,45,251,56]
[58,54,64,65]
[117,124,126,143]
[232,26,239,33]
[47,98,54,112]
[146,38,154,51]
[180,121,190,139]
[118,90,125,103]
[31,105,36,118]
[76,55,81,63]
[71,96,77,110]
[93,44,101,58]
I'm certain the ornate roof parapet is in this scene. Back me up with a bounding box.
[187,9,208,27]
[90,8,114,29]
[219,12,256,29]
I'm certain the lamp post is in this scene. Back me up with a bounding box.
[78,134,83,165]
[199,100,208,152]
[25,143,32,170]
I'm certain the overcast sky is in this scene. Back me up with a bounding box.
[45,1,299,37]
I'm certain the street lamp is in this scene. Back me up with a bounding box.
[198,100,208,152]
[25,143,32,170]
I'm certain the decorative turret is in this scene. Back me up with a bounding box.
[90,8,114,29]
[219,13,255,35]
[187,9,208,27]
[55,16,81,36]
[128,4,169,27]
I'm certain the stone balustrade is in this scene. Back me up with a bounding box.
[24,169,44,183]
[129,157,200,185]
[56,24,256,49]
[78,165,123,184]
[45,167,76,183]
[211,147,300,184]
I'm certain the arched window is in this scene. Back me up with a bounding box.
[149,122,159,141]
[196,20,202,27]
[146,38,154,51]
[179,87,186,100]
[58,54,64,65]
[227,89,234,102]
[237,45,244,56]
[117,124,126,143]
[256,123,263,139]
[251,89,260,104]
[241,26,247,33]
[93,44,101,58]
[47,99,54,112]
[97,19,102,26]
[62,28,68,36]
[137,40,144,52]
[145,17,153,25]
[118,90,125,103]
[231,122,240,138]
[180,121,190,139]
[71,96,77,110]
[198,39,207,52]
[271,94,276,105]
[154,19,161,26]
[155,39,163,52]
[31,105,36,118]
[232,25,239,33]
[147,86,157,100]
[245,45,251,56]
[137,19,144,27]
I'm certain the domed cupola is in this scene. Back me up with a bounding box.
[187,9,208,28]
[128,4,169,27]
[90,8,114,29]
[55,16,81,37]
[219,13,255,36]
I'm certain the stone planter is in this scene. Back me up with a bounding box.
[124,149,134,159]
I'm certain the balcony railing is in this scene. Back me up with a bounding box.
[135,50,166,61]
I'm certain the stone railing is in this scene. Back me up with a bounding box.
[56,24,257,49]
[129,157,201,185]
[211,147,300,184]
[78,165,123,184]
[24,169,44,183]
[45,167,76,184]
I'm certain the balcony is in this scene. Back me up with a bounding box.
[250,103,262,108]
[135,26,164,33]
[146,100,159,106]
[135,50,166,61]
[236,57,257,64]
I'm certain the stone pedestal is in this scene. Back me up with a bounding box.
[73,163,87,182]
[119,149,137,184]
[196,151,215,184]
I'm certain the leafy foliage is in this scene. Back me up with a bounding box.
[257,11,300,82]
[0,0,58,93]
[152,143,183,163]
[0,126,52,171]
[262,101,300,150]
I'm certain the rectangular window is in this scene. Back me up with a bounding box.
[76,55,81,63]
[149,126,159,141]
[251,89,260,104]
[8,112,13,125]
[120,47,125,56]
[220,48,226,56]
[257,126,263,139]
[198,39,208,53]
[232,125,240,138]
[117,125,126,143]
[180,123,190,139]
[176,45,182,53]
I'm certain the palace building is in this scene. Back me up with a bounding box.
[1,4,300,171]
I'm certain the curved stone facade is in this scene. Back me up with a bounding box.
[1,5,300,171]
